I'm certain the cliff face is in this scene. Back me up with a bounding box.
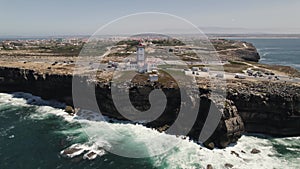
[94,85,244,148]
[0,66,299,148]
[227,80,300,137]
[0,67,73,104]
[0,66,243,148]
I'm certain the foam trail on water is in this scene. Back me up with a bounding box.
[0,92,299,168]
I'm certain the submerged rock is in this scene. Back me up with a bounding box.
[224,163,234,168]
[60,144,85,158]
[65,106,74,115]
[203,142,215,150]
[250,148,261,154]
[231,150,240,158]
[206,164,213,169]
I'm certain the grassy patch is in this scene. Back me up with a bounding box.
[224,61,249,73]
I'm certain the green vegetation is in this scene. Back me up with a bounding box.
[188,64,205,69]
[212,40,239,51]
[224,61,249,73]
[116,40,139,46]
[116,38,185,47]
[152,39,185,46]
[35,43,84,56]
[51,45,83,55]
[107,52,130,57]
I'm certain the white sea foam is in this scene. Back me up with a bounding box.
[59,143,106,160]
[60,144,86,158]
[150,135,289,169]
[0,93,28,106]
[0,92,299,168]
[0,92,65,110]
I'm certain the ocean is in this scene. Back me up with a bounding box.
[233,38,300,70]
[0,39,300,169]
[0,93,299,169]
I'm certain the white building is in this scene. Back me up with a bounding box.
[128,62,138,70]
[137,43,147,73]
[149,74,158,82]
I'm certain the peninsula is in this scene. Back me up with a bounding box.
[0,37,299,149]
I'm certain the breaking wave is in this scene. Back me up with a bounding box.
[0,92,299,168]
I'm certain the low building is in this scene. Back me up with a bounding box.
[149,74,158,82]
[128,62,138,70]
[152,69,158,74]
[147,62,157,72]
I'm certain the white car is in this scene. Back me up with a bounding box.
[235,73,246,79]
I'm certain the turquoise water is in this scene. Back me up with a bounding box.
[234,38,300,70]
[0,93,299,169]
[0,93,156,169]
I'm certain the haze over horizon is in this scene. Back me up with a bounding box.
[1,0,300,36]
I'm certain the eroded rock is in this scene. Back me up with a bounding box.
[250,148,261,154]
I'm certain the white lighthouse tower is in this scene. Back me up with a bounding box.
[136,42,147,73]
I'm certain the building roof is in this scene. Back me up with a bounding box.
[137,40,145,47]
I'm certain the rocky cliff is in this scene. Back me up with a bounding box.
[227,80,300,137]
[0,66,299,148]
[0,66,244,148]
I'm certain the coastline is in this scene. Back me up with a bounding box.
[0,38,299,150]
[1,91,299,168]
[0,63,299,148]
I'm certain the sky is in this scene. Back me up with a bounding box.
[1,0,300,36]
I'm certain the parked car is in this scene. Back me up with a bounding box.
[202,67,209,72]
[235,73,246,79]
[192,67,199,71]
[247,69,254,75]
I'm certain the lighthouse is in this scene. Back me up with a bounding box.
[136,42,147,73]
